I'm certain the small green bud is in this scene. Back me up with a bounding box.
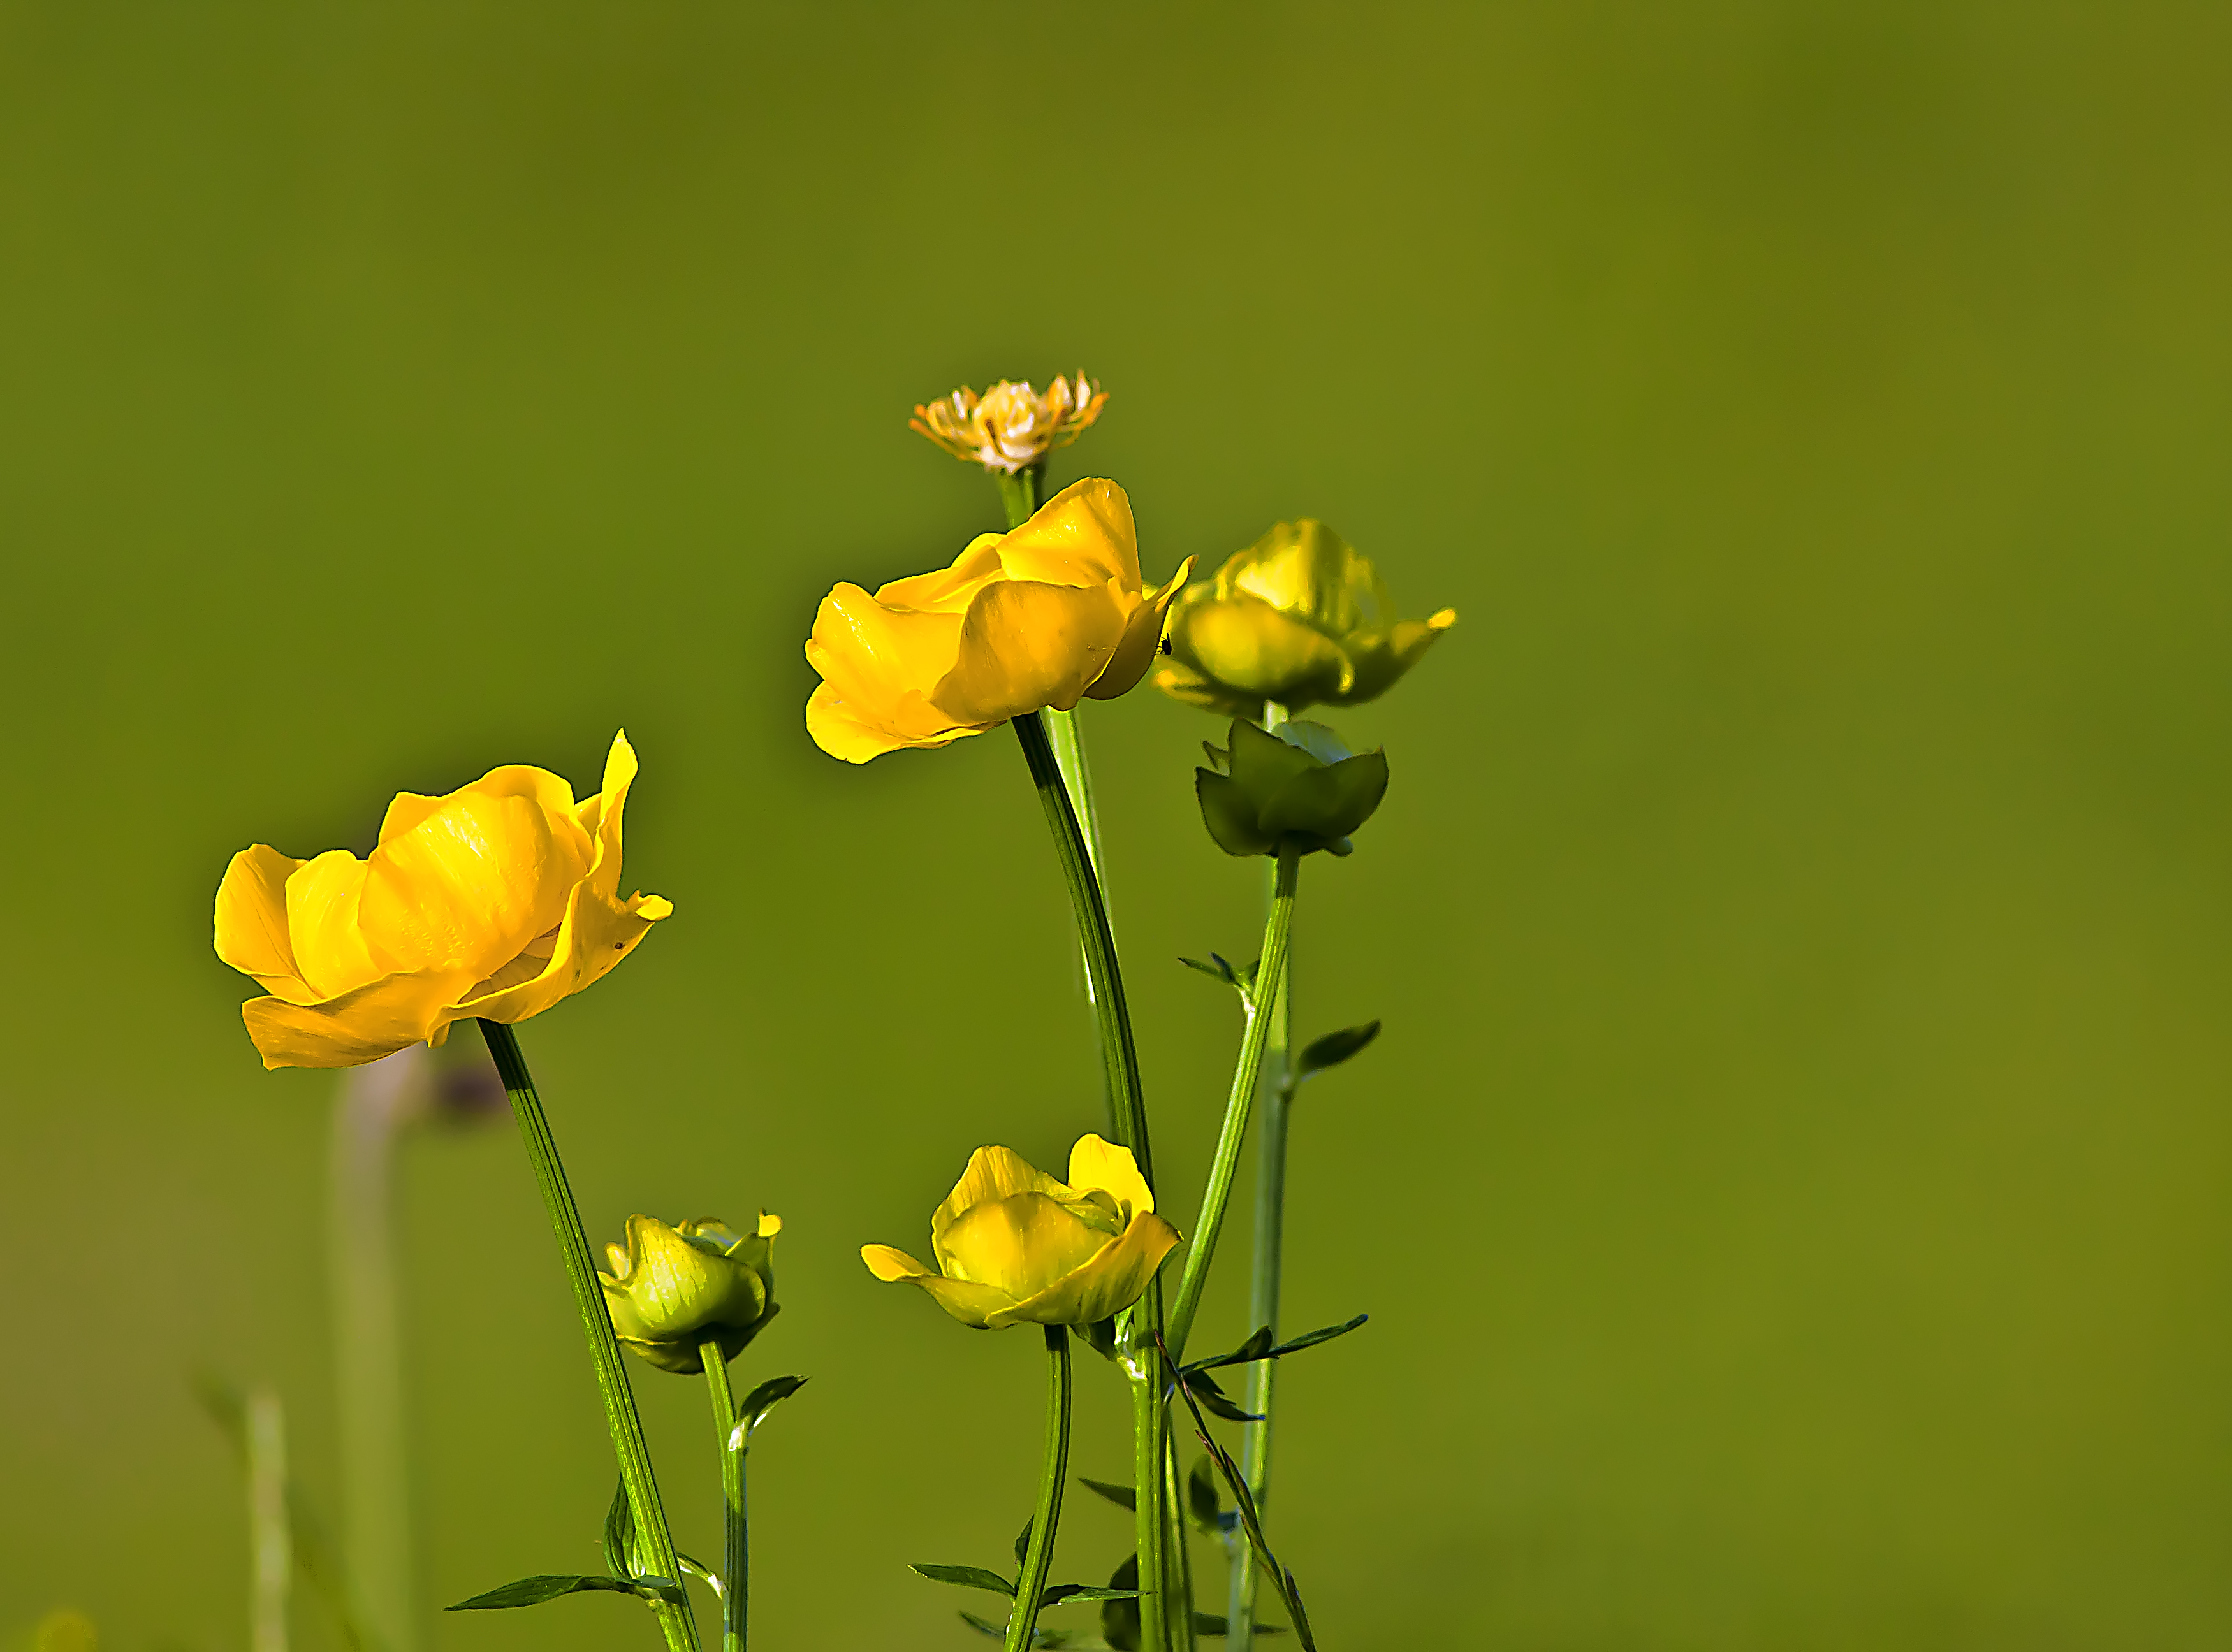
[1194,717,1389,859]
[599,1212,781,1375]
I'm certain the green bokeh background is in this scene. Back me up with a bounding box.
[4,3,2228,1647]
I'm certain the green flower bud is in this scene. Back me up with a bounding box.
[1195,718,1389,859]
[599,1212,781,1374]
[1152,519,1456,720]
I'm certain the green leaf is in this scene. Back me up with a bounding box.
[1193,1612,1285,1637]
[601,1479,639,1581]
[676,1551,725,1602]
[1079,1476,1137,1511]
[1014,1517,1034,1572]
[1269,1314,1369,1359]
[445,1575,634,1610]
[731,1375,809,1446]
[910,1563,1016,1596]
[1188,1456,1225,1533]
[1183,1326,1274,1375]
[1039,1584,1141,1607]
[959,1611,1006,1641]
[959,1611,1114,1650]
[1185,1315,1369,1375]
[1077,1315,1121,1361]
[1294,1020,1380,1080]
[1101,1555,1141,1651]
[1186,1368,1264,1423]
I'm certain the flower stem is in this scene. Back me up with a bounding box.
[1165,850,1302,1362]
[247,1385,291,1652]
[1007,1326,1074,1652]
[697,1340,748,1652]
[478,1020,698,1652]
[995,462,1044,531]
[1010,709,1169,1651]
[1229,701,1294,1651]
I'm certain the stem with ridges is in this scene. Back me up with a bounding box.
[1165,850,1302,1361]
[1012,710,1172,1651]
[1229,700,1293,1649]
[1007,1326,1074,1652]
[699,1341,748,1652]
[479,1020,698,1652]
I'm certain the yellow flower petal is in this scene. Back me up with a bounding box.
[985,1212,1181,1330]
[240,969,474,1070]
[861,1243,1017,1329]
[938,1193,1112,1301]
[930,1146,1072,1255]
[1084,555,1195,702]
[994,478,1141,591]
[359,788,588,979]
[213,844,310,1001]
[873,535,1006,614]
[1065,1133,1155,1219]
[931,579,1128,723]
[284,850,386,1001]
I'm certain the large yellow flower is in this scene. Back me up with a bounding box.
[214,731,671,1070]
[805,478,1193,763]
[1153,518,1456,718]
[862,1135,1180,1330]
[910,374,1106,474]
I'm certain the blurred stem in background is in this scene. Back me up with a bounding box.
[328,1045,429,1652]
[479,1021,700,1652]
[1229,699,1295,1650]
[247,1385,292,1652]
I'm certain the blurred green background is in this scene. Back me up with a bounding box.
[4,1,2228,1647]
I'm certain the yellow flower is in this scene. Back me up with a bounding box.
[1153,518,1457,718]
[213,732,671,1071]
[805,478,1193,762]
[601,1213,782,1375]
[862,1135,1180,1330]
[910,374,1107,473]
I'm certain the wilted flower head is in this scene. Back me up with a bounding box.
[911,375,1107,474]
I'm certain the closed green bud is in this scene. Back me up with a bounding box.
[1195,717,1389,859]
[599,1212,781,1374]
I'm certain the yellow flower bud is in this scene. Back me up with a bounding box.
[599,1212,783,1375]
[213,732,671,1071]
[804,479,1194,763]
[1197,717,1389,858]
[861,1135,1179,1330]
[1153,519,1456,718]
[910,374,1107,474]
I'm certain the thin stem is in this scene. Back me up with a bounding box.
[329,1047,427,1652]
[248,1386,291,1652]
[1163,1426,1198,1652]
[1165,850,1302,1361]
[1229,700,1294,1652]
[994,462,1044,531]
[1006,1326,1074,1652]
[699,1342,748,1652]
[1128,1351,1172,1652]
[479,1021,698,1652]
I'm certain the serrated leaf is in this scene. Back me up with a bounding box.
[910,1563,1016,1597]
[444,1575,634,1610]
[1295,1020,1380,1080]
[1039,1584,1141,1607]
[1079,1476,1137,1511]
[1188,1456,1223,1533]
[730,1375,809,1447]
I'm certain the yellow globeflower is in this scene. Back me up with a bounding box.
[910,374,1107,474]
[213,732,671,1070]
[862,1135,1180,1330]
[601,1213,782,1375]
[805,478,1193,763]
[1153,518,1457,718]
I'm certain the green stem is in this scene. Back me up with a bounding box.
[1165,850,1302,1361]
[995,462,1045,531]
[247,1385,291,1652]
[1011,709,1172,1650]
[699,1342,747,1652]
[478,1021,698,1652]
[1229,701,1294,1652]
[1007,1327,1074,1652]
[1163,1426,1198,1652]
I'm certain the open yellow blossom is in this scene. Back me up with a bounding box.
[601,1212,782,1375]
[1154,518,1457,718]
[863,1135,1179,1330]
[213,731,671,1070]
[805,477,1193,762]
[911,374,1106,473]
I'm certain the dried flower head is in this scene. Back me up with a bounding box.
[910,374,1107,474]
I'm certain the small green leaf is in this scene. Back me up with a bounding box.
[1200,740,1231,774]
[731,1375,808,1446]
[1186,1369,1264,1423]
[1185,1315,1368,1375]
[1079,1476,1137,1511]
[1039,1584,1141,1607]
[676,1551,725,1602]
[958,1610,1007,1642]
[445,1575,634,1610]
[1193,1612,1285,1637]
[1014,1518,1034,1572]
[601,1479,639,1581]
[1269,1314,1369,1359]
[959,1611,1113,1650]
[1295,1020,1380,1080]
[910,1563,1016,1597]
[1101,1555,1142,1651]
[1188,1456,1224,1534]
[1184,1326,1274,1375]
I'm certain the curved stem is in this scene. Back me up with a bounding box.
[1229,700,1294,1652]
[1007,1327,1074,1652]
[479,1022,698,1652]
[699,1342,748,1652]
[1165,850,1302,1361]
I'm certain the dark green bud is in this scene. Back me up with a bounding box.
[1194,718,1389,858]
